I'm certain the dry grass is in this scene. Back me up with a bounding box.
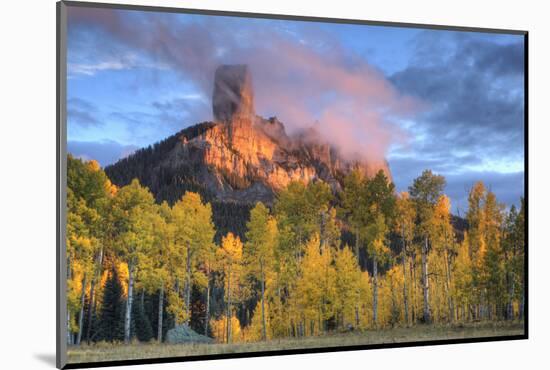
[67,321,524,364]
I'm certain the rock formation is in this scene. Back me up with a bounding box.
[106,64,391,205]
[212,64,255,123]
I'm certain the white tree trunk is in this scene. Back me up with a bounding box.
[261,262,267,341]
[226,266,232,343]
[411,254,416,323]
[373,259,378,327]
[204,274,210,336]
[67,256,73,345]
[76,273,87,345]
[401,227,409,326]
[67,311,72,345]
[355,227,360,328]
[422,236,431,323]
[185,244,192,325]
[157,283,164,342]
[86,247,103,344]
[444,248,454,322]
[124,262,135,344]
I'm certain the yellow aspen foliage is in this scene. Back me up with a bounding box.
[295,234,336,335]
[267,294,288,339]
[427,249,447,322]
[244,301,273,342]
[217,233,244,343]
[211,315,243,343]
[166,290,186,325]
[334,245,361,327]
[86,159,101,172]
[395,192,415,242]
[117,261,129,298]
[358,271,372,329]
[66,277,81,332]
[219,233,243,263]
[378,266,404,328]
[454,234,473,308]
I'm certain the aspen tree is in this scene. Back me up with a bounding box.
[409,170,446,324]
[244,202,278,340]
[217,233,243,343]
[111,179,156,343]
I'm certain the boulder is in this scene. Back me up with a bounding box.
[165,324,213,344]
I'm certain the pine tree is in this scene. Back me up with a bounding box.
[133,291,154,342]
[98,266,125,342]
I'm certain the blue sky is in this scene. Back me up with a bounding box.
[66,6,525,213]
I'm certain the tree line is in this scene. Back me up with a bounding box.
[66,154,525,345]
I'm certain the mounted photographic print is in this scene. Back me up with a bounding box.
[56,1,528,368]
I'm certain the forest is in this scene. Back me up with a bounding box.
[66,154,525,347]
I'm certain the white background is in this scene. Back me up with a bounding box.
[0,0,547,369]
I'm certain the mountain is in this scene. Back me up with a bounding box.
[105,64,391,209]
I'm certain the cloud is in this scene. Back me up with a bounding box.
[68,140,138,167]
[390,32,525,165]
[68,58,131,76]
[387,31,525,208]
[67,97,101,127]
[68,53,169,77]
[67,7,423,163]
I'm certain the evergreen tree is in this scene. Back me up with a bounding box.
[133,291,154,342]
[98,266,125,342]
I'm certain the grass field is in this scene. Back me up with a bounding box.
[67,321,524,364]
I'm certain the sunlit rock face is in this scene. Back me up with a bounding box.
[110,64,392,204]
